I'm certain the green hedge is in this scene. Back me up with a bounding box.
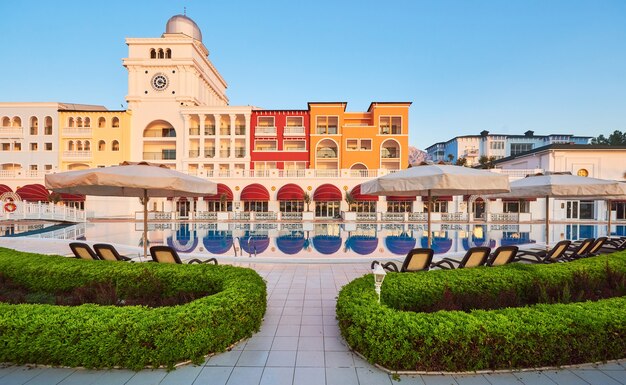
[0,248,266,370]
[337,253,626,372]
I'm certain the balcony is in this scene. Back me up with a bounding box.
[235,125,246,135]
[381,151,399,159]
[220,149,230,158]
[316,149,338,159]
[63,127,92,137]
[220,127,231,136]
[63,151,92,159]
[316,127,338,135]
[189,150,200,158]
[255,146,278,152]
[204,148,215,158]
[255,126,277,136]
[189,127,200,136]
[315,169,339,177]
[278,169,306,178]
[143,151,176,160]
[284,126,305,136]
[379,126,402,135]
[204,126,216,135]
[0,127,23,138]
[235,148,246,158]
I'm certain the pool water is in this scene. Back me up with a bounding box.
[12,221,623,259]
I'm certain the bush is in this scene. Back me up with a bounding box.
[0,247,266,370]
[337,252,626,371]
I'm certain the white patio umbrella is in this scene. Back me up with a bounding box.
[361,164,510,248]
[487,174,626,247]
[45,162,217,258]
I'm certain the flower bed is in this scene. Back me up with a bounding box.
[0,248,266,370]
[336,253,626,372]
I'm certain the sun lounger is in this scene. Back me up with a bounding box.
[600,237,626,253]
[514,240,571,264]
[371,248,434,272]
[149,245,217,265]
[430,247,491,270]
[562,238,595,261]
[486,246,518,266]
[93,243,133,262]
[69,242,99,260]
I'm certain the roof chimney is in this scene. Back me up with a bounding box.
[480,130,489,137]
[524,130,534,137]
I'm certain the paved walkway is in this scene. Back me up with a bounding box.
[0,239,624,385]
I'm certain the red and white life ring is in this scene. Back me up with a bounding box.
[4,202,16,212]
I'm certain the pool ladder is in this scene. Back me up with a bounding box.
[233,236,256,257]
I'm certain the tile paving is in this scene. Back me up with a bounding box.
[0,237,624,384]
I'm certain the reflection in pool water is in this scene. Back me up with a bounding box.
[8,221,620,259]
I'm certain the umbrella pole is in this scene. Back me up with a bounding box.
[606,199,611,238]
[426,190,433,249]
[143,189,148,260]
[545,195,550,249]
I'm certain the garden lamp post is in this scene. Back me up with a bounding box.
[372,263,387,304]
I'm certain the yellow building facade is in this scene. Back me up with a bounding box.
[59,110,132,170]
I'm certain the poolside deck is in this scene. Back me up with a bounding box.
[0,238,624,385]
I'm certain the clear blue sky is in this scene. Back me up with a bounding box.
[2,0,626,149]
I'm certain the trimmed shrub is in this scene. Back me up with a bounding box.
[0,248,266,370]
[337,252,626,371]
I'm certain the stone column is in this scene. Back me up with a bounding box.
[199,114,205,159]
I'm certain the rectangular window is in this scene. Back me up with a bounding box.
[283,140,305,151]
[30,126,38,135]
[161,149,176,160]
[254,140,277,151]
[387,201,413,213]
[1,143,9,151]
[44,164,52,171]
[346,139,358,150]
[503,200,530,213]
[510,143,533,155]
[286,116,303,127]
[30,143,38,151]
[316,116,338,134]
[379,116,402,134]
[346,139,372,151]
[360,139,372,150]
[489,141,504,150]
[257,116,275,127]
[280,201,304,213]
[45,143,52,151]
[14,143,21,151]
[30,165,38,171]
[427,201,448,213]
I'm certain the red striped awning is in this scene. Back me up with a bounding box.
[59,193,85,202]
[313,184,342,202]
[240,183,270,201]
[386,195,416,202]
[204,183,233,201]
[277,183,305,201]
[0,184,12,194]
[350,184,379,201]
[16,184,50,202]
[422,195,453,202]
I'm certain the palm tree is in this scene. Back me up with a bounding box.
[219,193,227,211]
[345,191,356,212]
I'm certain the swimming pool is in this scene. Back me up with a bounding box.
[13,221,623,259]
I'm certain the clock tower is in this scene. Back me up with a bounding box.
[122,14,230,168]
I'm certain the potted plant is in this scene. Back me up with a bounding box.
[302,191,314,220]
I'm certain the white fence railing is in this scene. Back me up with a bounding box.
[1,202,85,222]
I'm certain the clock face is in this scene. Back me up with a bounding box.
[151,73,169,91]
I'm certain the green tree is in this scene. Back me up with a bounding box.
[345,191,356,212]
[478,156,496,169]
[591,130,626,145]
[455,157,468,167]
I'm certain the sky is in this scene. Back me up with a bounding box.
[2,0,626,149]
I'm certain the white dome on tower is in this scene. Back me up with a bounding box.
[165,14,202,42]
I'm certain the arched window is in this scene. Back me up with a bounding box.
[76,117,83,128]
[158,48,164,59]
[84,117,91,127]
[68,141,75,151]
[12,117,21,127]
[30,116,38,135]
[112,140,119,151]
[111,117,120,128]
[76,141,83,151]
[98,117,106,128]
[68,117,75,127]
[150,48,156,59]
[44,116,52,135]
[165,48,171,58]
[84,140,91,151]
[98,140,105,151]
[1,117,10,127]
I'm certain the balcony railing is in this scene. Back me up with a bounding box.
[316,127,338,135]
[0,127,23,137]
[314,169,338,177]
[349,170,379,178]
[381,151,399,159]
[204,126,216,135]
[441,213,468,222]
[379,126,402,135]
[220,127,231,135]
[408,212,428,221]
[249,170,270,177]
[63,151,92,159]
[235,125,246,135]
[189,150,200,158]
[143,151,176,160]
[278,169,306,178]
[220,149,230,157]
[235,148,246,158]
[255,126,277,136]
[189,128,200,136]
[218,170,231,177]
[254,146,278,152]
[284,126,305,136]
[316,149,337,159]
[204,148,215,158]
